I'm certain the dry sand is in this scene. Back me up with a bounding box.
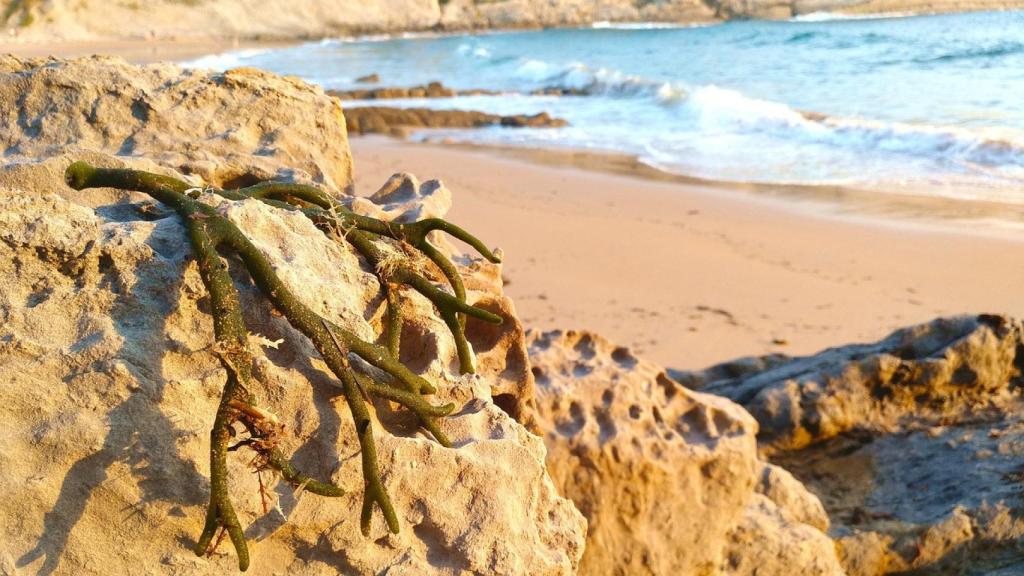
[0,38,291,64]
[351,136,1024,370]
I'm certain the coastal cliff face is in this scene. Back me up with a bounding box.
[4,0,1022,41]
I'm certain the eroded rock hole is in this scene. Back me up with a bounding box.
[628,404,642,419]
[463,298,506,354]
[398,321,439,374]
[492,393,520,421]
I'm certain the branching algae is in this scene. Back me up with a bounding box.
[64,161,503,571]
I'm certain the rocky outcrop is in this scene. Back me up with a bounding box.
[698,314,1024,454]
[527,329,843,576]
[438,0,716,30]
[689,314,1024,575]
[0,56,585,575]
[7,0,1024,41]
[331,82,466,101]
[329,83,587,101]
[0,55,354,193]
[344,107,567,136]
[526,316,1024,575]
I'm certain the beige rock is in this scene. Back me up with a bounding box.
[527,328,841,576]
[704,315,1024,453]
[438,0,715,30]
[0,149,585,575]
[721,494,844,576]
[0,55,561,575]
[0,55,354,193]
[349,172,537,423]
[756,462,830,531]
[718,462,841,575]
[836,531,893,576]
[704,314,1024,574]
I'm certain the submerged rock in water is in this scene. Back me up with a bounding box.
[344,106,568,135]
[527,328,843,576]
[330,81,461,100]
[329,83,587,101]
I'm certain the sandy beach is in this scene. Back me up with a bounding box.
[0,38,290,64]
[5,30,1020,370]
[7,16,1024,574]
[352,136,1024,370]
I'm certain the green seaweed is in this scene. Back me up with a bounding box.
[64,161,502,571]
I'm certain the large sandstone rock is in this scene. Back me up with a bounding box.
[691,315,1024,574]
[527,329,842,576]
[0,55,583,575]
[0,154,585,575]
[0,55,354,193]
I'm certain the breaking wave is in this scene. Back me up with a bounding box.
[180,11,1024,203]
[182,48,274,70]
[488,54,1024,176]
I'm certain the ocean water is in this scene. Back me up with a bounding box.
[187,11,1024,204]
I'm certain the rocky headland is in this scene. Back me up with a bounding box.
[344,107,568,136]
[328,82,584,101]
[2,55,1024,576]
[3,0,1024,42]
[329,82,573,137]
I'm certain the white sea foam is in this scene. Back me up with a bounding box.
[457,43,492,58]
[318,31,452,45]
[176,14,1024,207]
[510,59,687,100]
[790,11,920,22]
[181,48,273,70]
[682,85,1024,173]
[496,54,1024,177]
[318,28,522,46]
[589,21,714,30]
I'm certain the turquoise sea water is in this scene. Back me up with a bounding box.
[188,11,1024,203]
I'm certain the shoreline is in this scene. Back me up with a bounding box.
[414,136,1024,239]
[352,135,1024,369]
[5,38,1023,370]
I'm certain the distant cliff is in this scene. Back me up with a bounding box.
[3,0,1022,41]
